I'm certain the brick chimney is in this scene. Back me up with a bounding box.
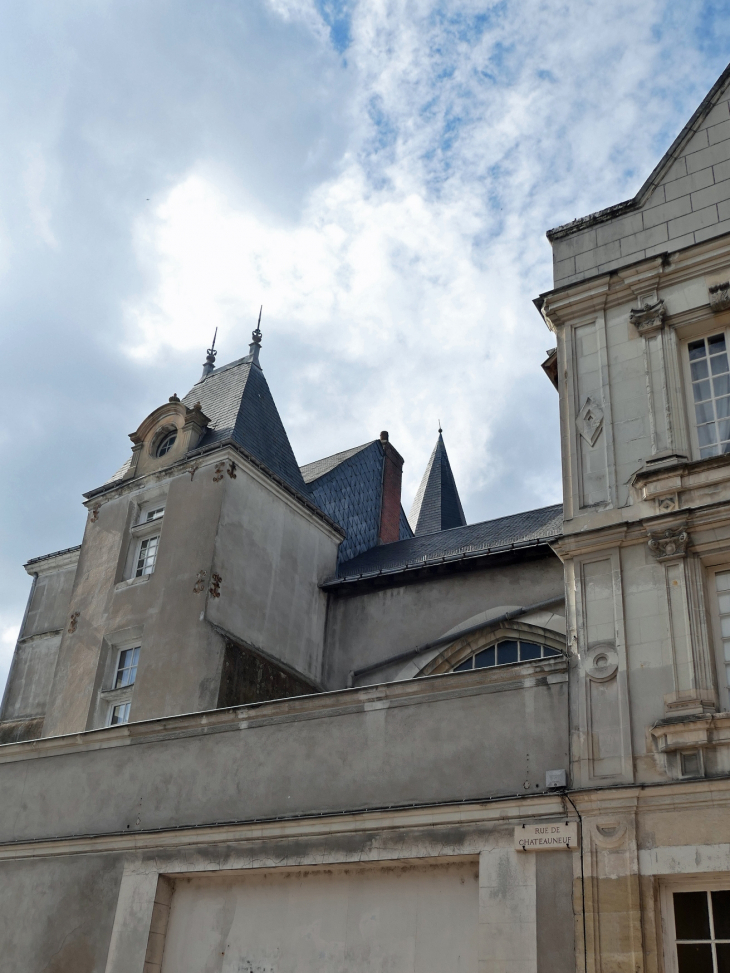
[378,431,404,545]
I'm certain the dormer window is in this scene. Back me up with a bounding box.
[156,431,177,457]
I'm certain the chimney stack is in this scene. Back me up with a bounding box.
[378,431,404,545]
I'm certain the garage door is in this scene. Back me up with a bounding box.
[160,859,478,973]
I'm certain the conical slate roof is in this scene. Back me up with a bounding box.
[408,433,466,535]
[181,353,308,496]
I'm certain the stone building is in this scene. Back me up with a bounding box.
[2,62,730,973]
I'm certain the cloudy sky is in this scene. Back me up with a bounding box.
[1,0,729,696]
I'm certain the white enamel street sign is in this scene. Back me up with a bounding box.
[514,822,579,850]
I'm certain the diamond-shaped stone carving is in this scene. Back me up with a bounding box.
[576,396,604,446]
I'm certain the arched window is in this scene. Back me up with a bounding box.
[156,431,177,457]
[453,638,561,672]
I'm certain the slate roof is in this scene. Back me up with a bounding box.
[180,354,308,496]
[409,433,466,535]
[300,442,373,484]
[329,503,563,583]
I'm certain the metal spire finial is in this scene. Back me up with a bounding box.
[249,306,263,365]
[438,419,443,435]
[200,328,219,380]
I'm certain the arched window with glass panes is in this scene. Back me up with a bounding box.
[452,638,561,671]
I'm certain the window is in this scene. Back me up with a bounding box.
[109,702,131,725]
[156,431,177,457]
[115,646,140,688]
[714,571,730,695]
[135,535,159,577]
[145,506,165,522]
[672,889,730,972]
[453,640,561,672]
[688,333,730,458]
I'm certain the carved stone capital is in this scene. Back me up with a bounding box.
[709,281,730,313]
[647,524,689,561]
[630,299,666,335]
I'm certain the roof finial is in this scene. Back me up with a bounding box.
[249,306,263,366]
[200,328,218,381]
[438,419,442,434]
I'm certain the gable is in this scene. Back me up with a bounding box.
[549,62,730,288]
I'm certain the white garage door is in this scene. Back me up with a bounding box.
[160,859,478,973]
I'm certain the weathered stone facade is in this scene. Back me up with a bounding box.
[4,60,730,973]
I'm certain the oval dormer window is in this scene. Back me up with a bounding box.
[156,431,177,457]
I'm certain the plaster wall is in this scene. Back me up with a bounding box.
[0,663,568,844]
[207,458,339,686]
[160,860,478,973]
[324,552,565,688]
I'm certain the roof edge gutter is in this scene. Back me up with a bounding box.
[347,594,566,686]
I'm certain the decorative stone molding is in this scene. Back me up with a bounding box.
[629,299,666,335]
[709,281,730,312]
[576,396,604,446]
[647,524,688,560]
[584,642,618,682]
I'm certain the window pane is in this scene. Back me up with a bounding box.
[720,419,730,443]
[715,374,730,397]
[543,646,561,657]
[718,397,730,419]
[110,702,131,726]
[718,593,730,613]
[675,891,711,940]
[454,657,473,672]
[700,445,719,458]
[519,641,542,661]
[692,359,710,381]
[689,339,707,360]
[717,943,730,973]
[693,380,712,403]
[676,943,713,973]
[698,423,717,447]
[712,890,730,939]
[474,646,495,668]
[716,572,730,592]
[723,641,730,663]
[711,352,730,375]
[721,617,730,638]
[695,401,715,424]
[497,641,519,665]
[709,333,727,352]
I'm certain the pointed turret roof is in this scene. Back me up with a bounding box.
[179,330,308,496]
[408,432,466,536]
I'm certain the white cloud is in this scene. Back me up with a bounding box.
[125,0,719,515]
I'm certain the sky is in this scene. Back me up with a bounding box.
[1,0,730,697]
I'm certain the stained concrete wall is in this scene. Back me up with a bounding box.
[324,550,565,688]
[39,449,340,737]
[0,662,568,844]
[207,457,339,686]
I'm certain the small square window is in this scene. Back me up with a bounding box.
[115,647,140,688]
[680,750,702,778]
[110,702,131,725]
[135,535,159,577]
[145,506,165,522]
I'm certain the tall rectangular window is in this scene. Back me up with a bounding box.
[115,647,140,688]
[672,889,730,972]
[135,535,159,577]
[688,333,730,458]
[110,702,131,725]
[715,572,730,694]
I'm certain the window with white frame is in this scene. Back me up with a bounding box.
[109,701,131,725]
[688,332,730,458]
[114,646,140,688]
[670,889,730,972]
[144,505,165,522]
[453,639,561,672]
[135,535,159,577]
[714,571,730,696]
